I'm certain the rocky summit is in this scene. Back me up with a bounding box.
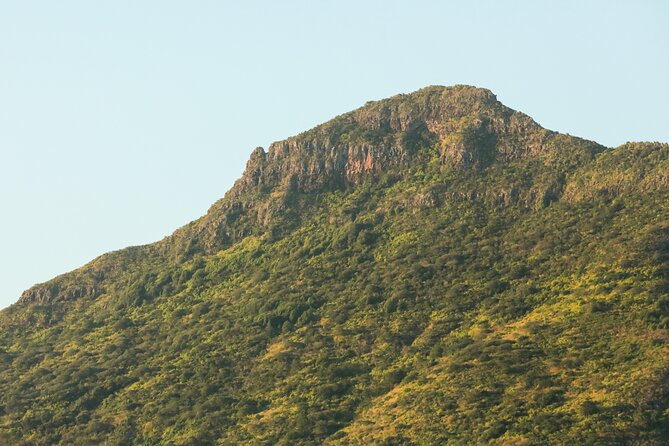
[2,86,668,445]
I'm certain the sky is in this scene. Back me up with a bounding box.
[0,1,667,309]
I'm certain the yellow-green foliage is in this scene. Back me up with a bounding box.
[0,92,668,445]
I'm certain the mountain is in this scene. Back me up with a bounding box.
[1,85,668,445]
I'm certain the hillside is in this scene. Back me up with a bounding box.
[1,85,668,445]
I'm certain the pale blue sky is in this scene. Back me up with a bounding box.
[1,1,667,309]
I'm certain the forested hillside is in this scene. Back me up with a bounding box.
[1,86,668,445]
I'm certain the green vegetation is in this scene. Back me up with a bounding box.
[1,86,668,445]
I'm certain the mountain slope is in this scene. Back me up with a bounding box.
[1,86,668,445]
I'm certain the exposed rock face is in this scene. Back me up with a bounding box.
[234,85,563,195]
[19,284,100,305]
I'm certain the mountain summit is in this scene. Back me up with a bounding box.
[2,86,669,445]
[19,86,606,306]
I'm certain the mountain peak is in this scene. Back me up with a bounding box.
[296,84,503,144]
[17,86,607,304]
[234,85,597,197]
